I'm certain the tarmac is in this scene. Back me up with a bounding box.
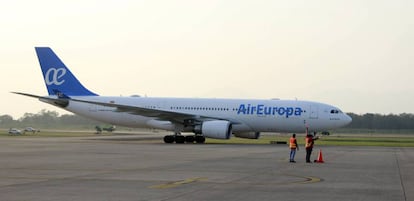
[0,135,412,201]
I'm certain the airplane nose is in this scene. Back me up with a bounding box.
[344,114,352,126]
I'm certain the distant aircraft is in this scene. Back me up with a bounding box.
[95,125,116,134]
[24,127,40,134]
[8,128,23,135]
[13,47,352,143]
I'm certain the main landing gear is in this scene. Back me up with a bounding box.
[163,134,205,144]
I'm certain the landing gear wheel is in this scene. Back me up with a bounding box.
[185,135,195,143]
[195,135,205,144]
[175,135,185,144]
[163,135,175,143]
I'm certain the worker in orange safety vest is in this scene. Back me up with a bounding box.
[305,132,319,163]
[289,134,299,163]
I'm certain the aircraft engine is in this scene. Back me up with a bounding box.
[234,132,261,139]
[196,120,232,139]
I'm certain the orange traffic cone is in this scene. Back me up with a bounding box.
[314,149,324,163]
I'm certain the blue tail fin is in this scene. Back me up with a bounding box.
[35,47,98,96]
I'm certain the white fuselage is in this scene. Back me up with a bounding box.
[55,96,352,134]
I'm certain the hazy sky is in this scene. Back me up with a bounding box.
[1,0,413,118]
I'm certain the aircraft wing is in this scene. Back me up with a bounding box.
[12,92,240,125]
[69,98,237,125]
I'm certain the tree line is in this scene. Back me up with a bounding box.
[1,110,414,130]
[0,109,101,129]
[346,113,414,130]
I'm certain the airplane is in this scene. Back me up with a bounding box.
[13,47,352,143]
[95,125,116,134]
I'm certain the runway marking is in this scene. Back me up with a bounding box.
[284,174,322,185]
[296,176,322,184]
[149,177,207,189]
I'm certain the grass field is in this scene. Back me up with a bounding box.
[1,129,414,147]
[0,129,111,137]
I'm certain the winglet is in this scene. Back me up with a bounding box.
[35,47,98,96]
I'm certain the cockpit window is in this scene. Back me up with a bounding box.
[330,109,342,114]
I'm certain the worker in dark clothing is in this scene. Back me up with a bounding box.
[305,133,319,163]
[289,134,299,163]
